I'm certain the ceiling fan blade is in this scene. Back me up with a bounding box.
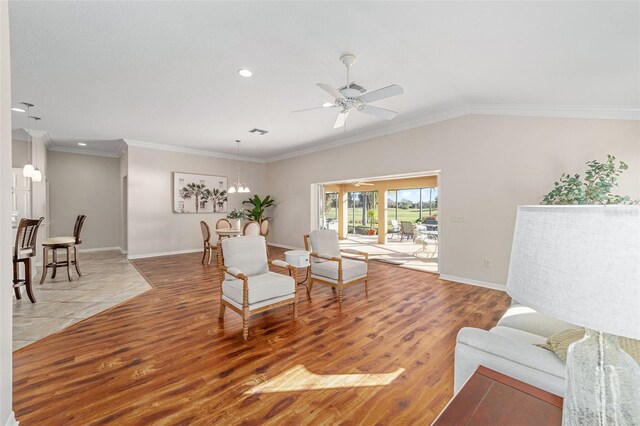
[359,105,398,120]
[317,83,343,100]
[292,105,337,113]
[333,110,349,128]
[359,84,404,103]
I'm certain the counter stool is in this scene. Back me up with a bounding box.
[13,217,44,303]
[40,215,86,283]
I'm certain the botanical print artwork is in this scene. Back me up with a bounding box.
[174,172,228,213]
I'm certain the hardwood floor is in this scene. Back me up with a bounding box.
[13,247,510,425]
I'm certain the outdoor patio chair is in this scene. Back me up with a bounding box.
[400,221,414,242]
[217,235,297,340]
[389,220,400,239]
[303,229,369,303]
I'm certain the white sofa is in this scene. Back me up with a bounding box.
[454,303,580,396]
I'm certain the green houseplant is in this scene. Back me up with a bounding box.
[367,209,376,235]
[243,195,275,222]
[226,208,245,230]
[541,155,638,205]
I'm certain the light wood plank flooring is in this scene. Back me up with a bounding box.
[13,247,510,425]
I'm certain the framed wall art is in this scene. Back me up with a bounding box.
[173,172,228,213]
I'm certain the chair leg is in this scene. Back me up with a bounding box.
[51,248,57,278]
[13,260,21,300]
[40,246,49,284]
[218,301,226,319]
[242,311,249,341]
[308,278,314,294]
[65,246,72,281]
[338,287,343,303]
[207,247,213,265]
[74,246,83,276]
[293,293,298,319]
[25,259,36,303]
[365,278,369,295]
[201,244,207,264]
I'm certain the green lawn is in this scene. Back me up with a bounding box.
[325,207,437,227]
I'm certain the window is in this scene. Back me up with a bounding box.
[385,187,438,226]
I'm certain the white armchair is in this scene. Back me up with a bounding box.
[217,235,297,340]
[303,230,369,303]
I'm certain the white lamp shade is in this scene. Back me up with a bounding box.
[22,163,34,177]
[228,186,236,194]
[31,168,42,182]
[506,205,640,339]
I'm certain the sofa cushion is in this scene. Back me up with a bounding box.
[222,236,268,277]
[539,328,640,364]
[497,304,580,338]
[490,326,548,345]
[311,258,367,282]
[223,271,294,305]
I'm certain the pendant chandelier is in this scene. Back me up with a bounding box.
[21,102,34,178]
[227,140,250,194]
[30,116,42,182]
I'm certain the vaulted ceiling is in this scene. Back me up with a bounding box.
[9,1,639,160]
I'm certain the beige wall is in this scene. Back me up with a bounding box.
[126,146,267,257]
[48,151,121,249]
[267,114,640,287]
[11,139,27,168]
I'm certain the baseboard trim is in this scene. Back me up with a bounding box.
[82,246,122,253]
[268,242,303,251]
[127,248,202,260]
[119,248,128,255]
[5,411,19,426]
[438,274,505,292]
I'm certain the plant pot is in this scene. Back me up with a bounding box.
[233,219,242,230]
[367,229,376,236]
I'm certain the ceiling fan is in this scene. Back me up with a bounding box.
[352,181,374,187]
[293,54,404,128]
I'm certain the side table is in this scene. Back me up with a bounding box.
[432,366,563,425]
[284,250,311,298]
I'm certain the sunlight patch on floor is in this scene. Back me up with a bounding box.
[245,364,405,394]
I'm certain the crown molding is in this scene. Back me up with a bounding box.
[470,105,640,120]
[124,139,267,164]
[265,104,639,163]
[48,145,121,158]
[266,106,472,163]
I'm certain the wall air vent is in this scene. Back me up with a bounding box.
[248,128,269,135]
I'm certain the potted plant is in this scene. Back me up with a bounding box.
[367,209,376,235]
[226,209,245,230]
[243,195,275,223]
[541,155,638,205]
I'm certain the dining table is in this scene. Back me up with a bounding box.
[215,228,242,238]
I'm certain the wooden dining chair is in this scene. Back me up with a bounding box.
[13,217,44,303]
[40,214,86,283]
[200,221,213,264]
[260,219,270,255]
[215,218,232,240]
[242,221,260,236]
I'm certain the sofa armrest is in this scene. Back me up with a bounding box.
[455,327,566,396]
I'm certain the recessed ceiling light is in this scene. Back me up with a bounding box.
[322,102,334,108]
[11,107,25,112]
[78,142,87,146]
[238,69,252,77]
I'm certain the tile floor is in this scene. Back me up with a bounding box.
[339,234,439,273]
[13,250,152,350]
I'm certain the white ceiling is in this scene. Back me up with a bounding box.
[9,1,640,160]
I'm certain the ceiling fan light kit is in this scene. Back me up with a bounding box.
[294,53,404,129]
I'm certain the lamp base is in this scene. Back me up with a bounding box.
[563,329,640,425]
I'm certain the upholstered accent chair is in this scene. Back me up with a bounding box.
[217,235,297,340]
[303,229,369,303]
